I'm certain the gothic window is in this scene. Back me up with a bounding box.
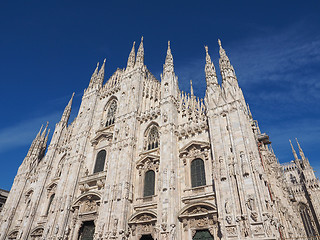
[144,170,155,197]
[299,203,316,237]
[147,126,159,150]
[78,221,95,240]
[105,100,117,127]
[46,194,55,215]
[191,158,206,188]
[93,150,106,173]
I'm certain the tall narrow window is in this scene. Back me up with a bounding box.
[147,126,159,150]
[191,158,206,188]
[46,194,55,215]
[93,150,106,173]
[105,100,117,127]
[299,203,316,237]
[144,170,155,197]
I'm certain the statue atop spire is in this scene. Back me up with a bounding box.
[97,58,106,87]
[204,45,218,85]
[163,41,174,75]
[135,36,144,67]
[190,80,194,96]
[126,41,136,70]
[60,93,74,124]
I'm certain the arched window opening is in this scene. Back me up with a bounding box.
[105,100,117,127]
[93,150,106,173]
[78,221,95,240]
[147,126,159,150]
[191,158,206,188]
[46,194,55,216]
[144,170,155,197]
[299,203,317,237]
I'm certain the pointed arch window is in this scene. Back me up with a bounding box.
[93,150,106,173]
[144,170,155,197]
[191,158,206,188]
[299,203,317,237]
[105,100,117,127]
[46,194,55,215]
[147,126,159,150]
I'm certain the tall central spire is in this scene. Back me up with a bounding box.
[218,39,236,81]
[135,36,144,67]
[163,41,174,75]
[204,46,218,85]
[126,41,136,70]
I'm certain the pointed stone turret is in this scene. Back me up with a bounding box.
[204,45,218,86]
[190,80,194,96]
[88,63,99,89]
[97,58,106,87]
[296,138,310,167]
[126,41,136,70]
[60,93,74,124]
[218,39,238,83]
[135,36,144,67]
[289,139,299,162]
[40,122,49,139]
[163,41,174,75]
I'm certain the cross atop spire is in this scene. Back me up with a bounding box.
[204,45,218,85]
[126,41,136,70]
[163,41,174,75]
[136,36,144,67]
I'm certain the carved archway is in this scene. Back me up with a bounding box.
[69,192,101,240]
[178,202,219,239]
[128,211,158,240]
[30,227,44,239]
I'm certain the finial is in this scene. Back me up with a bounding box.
[163,40,174,74]
[289,139,299,161]
[204,45,209,54]
[218,39,222,47]
[103,58,106,63]
[136,36,145,67]
[295,138,307,161]
[126,41,136,70]
[190,80,194,96]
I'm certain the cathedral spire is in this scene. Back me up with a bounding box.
[190,80,194,96]
[126,41,136,70]
[40,121,49,139]
[289,139,299,162]
[88,62,99,88]
[135,36,144,67]
[97,59,106,87]
[296,138,310,166]
[60,93,74,124]
[204,45,218,86]
[218,39,237,82]
[163,41,174,75]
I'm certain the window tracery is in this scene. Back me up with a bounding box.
[105,100,117,127]
[145,125,159,151]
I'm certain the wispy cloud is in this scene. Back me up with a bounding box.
[0,112,60,153]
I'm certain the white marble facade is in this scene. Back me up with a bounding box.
[1,38,319,240]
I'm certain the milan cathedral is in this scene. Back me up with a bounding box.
[1,38,319,240]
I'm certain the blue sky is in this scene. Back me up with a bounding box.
[0,1,320,190]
